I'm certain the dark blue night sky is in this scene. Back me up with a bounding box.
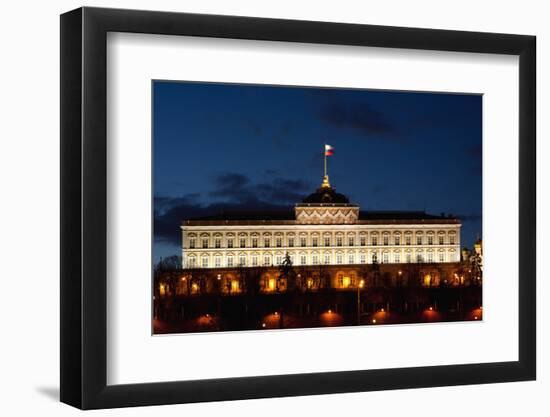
[153,81,482,262]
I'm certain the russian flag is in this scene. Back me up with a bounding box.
[325,144,334,156]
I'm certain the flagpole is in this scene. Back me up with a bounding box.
[324,145,327,178]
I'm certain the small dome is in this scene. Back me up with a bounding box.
[302,186,350,204]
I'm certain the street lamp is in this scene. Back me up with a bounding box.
[357,279,365,325]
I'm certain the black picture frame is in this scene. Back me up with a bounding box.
[60,6,536,410]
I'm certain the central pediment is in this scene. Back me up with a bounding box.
[295,205,360,224]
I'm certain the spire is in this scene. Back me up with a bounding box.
[321,174,331,189]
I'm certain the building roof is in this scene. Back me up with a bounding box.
[182,209,459,226]
[186,210,295,222]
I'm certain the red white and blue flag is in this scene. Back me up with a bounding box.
[325,144,335,156]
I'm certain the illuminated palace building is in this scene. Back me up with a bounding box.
[180,172,462,291]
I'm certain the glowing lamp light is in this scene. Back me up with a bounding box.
[181,277,186,282]
[474,316,478,320]
[274,311,278,316]
[328,309,332,314]
[428,306,433,311]
[217,274,221,280]
[380,308,385,313]
[262,323,266,328]
[359,280,365,288]
[372,319,377,324]
[398,270,402,276]
[206,314,210,318]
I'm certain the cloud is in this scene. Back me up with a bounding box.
[209,172,312,204]
[319,101,394,137]
[155,173,314,246]
[242,119,263,136]
[456,213,482,222]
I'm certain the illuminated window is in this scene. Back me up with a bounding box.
[263,256,270,266]
[227,239,234,248]
[337,275,351,288]
[427,235,434,245]
[288,237,294,247]
[312,255,319,265]
[215,257,221,267]
[360,253,366,264]
[189,238,196,249]
[202,239,209,249]
[276,255,282,265]
[423,274,432,286]
[336,253,343,264]
[438,235,444,245]
[324,237,331,246]
[394,235,400,245]
[312,237,318,247]
[215,238,221,248]
[324,253,331,264]
[268,278,276,290]
[348,237,354,246]
[240,238,246,248]
[336,236,343,246]
[427,252,434,262]
[449,235,456,245]
[360,236,366,246]
[383,252,389,263]
[264,238,270,248]
[372,236,378,246]
[252,238,258,248]
[300,255,307,265]
[394,253,400,263]
[300,237,307,247]
[383,235,389,246]
[252,256,258,266]
[348,254,354,264]
[231,280,239,292]
[276,238,282,248]
[201,257,209,268]
[405,235,411,245]
[227,257,234,267]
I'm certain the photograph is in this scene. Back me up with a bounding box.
[152,81,483,334]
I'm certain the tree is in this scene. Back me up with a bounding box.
[369,256,380,287]
[155,255,182,272]
[469,251,483,286]
[154,255,183,297]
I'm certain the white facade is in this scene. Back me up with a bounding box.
[181,217,461,269]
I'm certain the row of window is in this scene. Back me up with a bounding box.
[188,233,457,249]
[186,250,456,268]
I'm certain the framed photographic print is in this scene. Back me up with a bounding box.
[60,6,536,409]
